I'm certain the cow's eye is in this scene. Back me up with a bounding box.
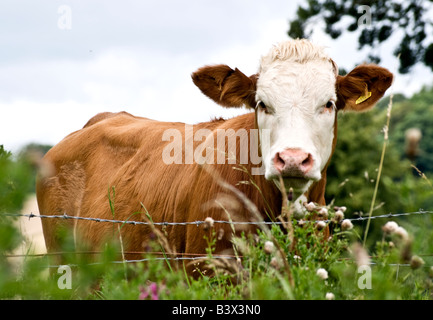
[324,100,336,111]
[256,101,268,112]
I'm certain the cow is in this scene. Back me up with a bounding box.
[36,39,393,269]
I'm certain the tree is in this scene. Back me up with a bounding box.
[389,85,433,175]
[325,86,433,217]
[288,0,433,74]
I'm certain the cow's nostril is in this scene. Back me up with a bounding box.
[301,153,314,172]
[274,152,286,172]
[302,154,313,166]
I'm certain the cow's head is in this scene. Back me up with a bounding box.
[192,39,393,197]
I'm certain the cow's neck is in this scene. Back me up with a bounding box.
[208,110,336,220]
[305,111,339,206]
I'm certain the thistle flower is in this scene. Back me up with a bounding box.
[334,205,347,213]
[316,268,328,280]
[316,221,326,230]
[318,207,328,218]
[264,241,275,254]
[203,217,214,230]
[395,226,409,240]
[333,210,344,223]
[139,282,160,300]
[410,255,425,270]
[325,292,335,300]
[341,219,353,231]
[382,221,399,234]
[304,202,317,212]
[287,187,294,201]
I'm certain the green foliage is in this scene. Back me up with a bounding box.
[288,0,433,73]
[0,144,34,282]
[389,86,433,175]
[327,87,433,213]
[326,87,433,248]
[0,145,34,213]
[3,204,431,300]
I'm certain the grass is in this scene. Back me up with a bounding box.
[1,200,432,300]
[363,92,394,247]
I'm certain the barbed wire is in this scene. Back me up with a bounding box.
[3,209,433,227]
[4,209,433,269]
[43,255,239,269]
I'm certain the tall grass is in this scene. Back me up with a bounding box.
[1,188,432,300]
[363,93,394,247]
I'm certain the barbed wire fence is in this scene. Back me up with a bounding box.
[4,209,433,227]
[3,209,433,268]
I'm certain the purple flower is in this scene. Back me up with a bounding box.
[139,282,159,300]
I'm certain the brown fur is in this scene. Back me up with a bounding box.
[336,64,393,111]
[36,62,392,266]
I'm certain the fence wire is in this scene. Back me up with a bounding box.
[3,209,433,268]
[3,209,433,227]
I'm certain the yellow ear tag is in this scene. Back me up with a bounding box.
[356,91,372,104]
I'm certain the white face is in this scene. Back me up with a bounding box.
[256,58,337,196]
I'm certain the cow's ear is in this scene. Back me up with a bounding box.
[192,64,257,108]
[336,64,393,112]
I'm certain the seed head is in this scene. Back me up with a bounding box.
[395,226,409,240]
[316,268,328,280]
[334,210,344,223]
[264,241,275,254]
[382,221,399,234]
[334,205,347,213]
[318,207,328,218]
[341,219,353,231]
[304,202,317,212]
[316,221,326,231]
[203,217,214,230]
[325,292,335,300]
[410,255,425,270]
[288,187,294,201]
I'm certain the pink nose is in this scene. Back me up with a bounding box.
[273,148,314,177]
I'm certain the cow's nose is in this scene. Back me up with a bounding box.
[273,148,314,177]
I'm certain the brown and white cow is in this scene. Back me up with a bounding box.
[36,40,393,264]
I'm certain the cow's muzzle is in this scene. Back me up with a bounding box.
[273,148,314,178]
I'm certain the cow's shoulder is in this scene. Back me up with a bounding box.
[82,111,135,128]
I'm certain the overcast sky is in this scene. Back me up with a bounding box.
[1,0,432,153]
